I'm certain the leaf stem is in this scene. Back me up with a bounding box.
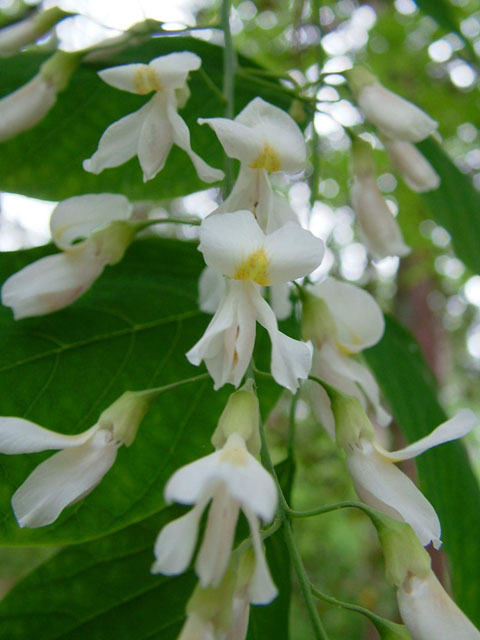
[221,0,236,193]
[134,373,211,399]
[132,217,201,232]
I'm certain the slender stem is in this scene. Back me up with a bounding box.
[288,391,299,460]
[221,0,236,193]
[134,373,211,399]
[132,217,201,232]
[256,386,329,640]
[198,67,226,103]
[289,500,371,519]
[310,584,392,628]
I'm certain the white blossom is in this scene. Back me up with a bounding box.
[152,432,277,599]
[398,572,480,640]
[83,52,224,183]
[304,277,390,436]
[2,194,133,319]
[384,138,440,193]
[346,409,478,548]
[187,210,324,391]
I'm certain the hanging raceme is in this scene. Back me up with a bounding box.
[0,4,479,639]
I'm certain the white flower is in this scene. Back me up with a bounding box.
[199,97,306,232]
[397,572,480,640]
[346,409,478,548]
[187,210,324,391]
[348,68,438,143]
[2,194,134,319]
[0,419,119,528]
[351,175,410,261]
[304,278,390,436]
[0,75,57,143]
[83,52,224,183]
[384,138,440,193]
[152,432,278,598]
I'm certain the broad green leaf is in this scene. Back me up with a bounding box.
[0,37,291,202]
[418,138,480,275]
[0,237,281,546]
[0,509,194,640]
[365,316,480,626]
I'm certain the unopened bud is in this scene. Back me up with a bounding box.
[0,7,69,55]
[98,390,154,447]
[301,290,337,348]
[351,136,375,179]
[186,564,238,633]
[346,66,377,96]
[212,379,260,455]
[329,391,374,449]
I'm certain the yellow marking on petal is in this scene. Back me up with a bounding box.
[336,332,362,356]
[134,66,163,94]
[233,248,270,286]
[220,440,249,466]
[249,143,281,172]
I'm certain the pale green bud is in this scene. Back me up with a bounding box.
[329,391,375,449]
[0,7,69,55]
[375,619,412,640]
[345,66,378,97]
[186,563,238,632]
[211,380,260,455]
[90,220,138,265]
[97,390,154,447]
[366,509,431,588]
[40,50,81,92]
[301,291,337,348]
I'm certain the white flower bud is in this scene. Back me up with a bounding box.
[384,138,440,192]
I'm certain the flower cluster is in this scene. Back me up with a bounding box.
[0,43,479,640]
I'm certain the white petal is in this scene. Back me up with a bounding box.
[253,289,312,392]
[186,281,257,389]
[196,486,240,587]
[178,614,217,640]
[269,282,292,321]
[51,194,132,250]
[243,507,278,605]
[308,277,385,351]
[397,572,480,640]
[321,346,391,427]
[351,176,411,260]
[0,418,97,454]
[137,93,173,181]
[306,379,336,440]
[265,223,324,284]
[234,97,306,173]
[358,85,438,142]
[0,75,57,143]
[265,193,299,234]
[198,211,265,278]
[165,451,222,505]
[1,250,105,320]
[226,595,250,640]
[98,63,152,94]
[198,267,226,314]
[151,502,207,575]
[83,100,151,175]
[149,51,201,90]
[380,409,478,462]
[166,98,224,183]
[384,139,440,193]
[12,429,118,528]
[198,117,264,166]
[347,439,441,548]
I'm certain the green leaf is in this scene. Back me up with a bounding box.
[0,37,292,202]
[0,509,195,640]
[0,237,281,545]
[418,138,480,275]
[365,316,480,626]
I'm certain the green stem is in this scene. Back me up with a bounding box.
[255,383,329,640]
[131,217,201,232]
[289,500,372,519]
[198,67,226,103]
[288,391,299,460]
[311,584,394,629]
[221,0,236,193]
[134,373,211,400]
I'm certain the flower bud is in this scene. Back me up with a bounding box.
[211,380,260,455]
[329,389,375,449]
[97,390,155,447]
[347,66,438,142]
[0,7,69,55]
[0,50,79,142]
[384,138,440,193]
[301,290,337,348]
